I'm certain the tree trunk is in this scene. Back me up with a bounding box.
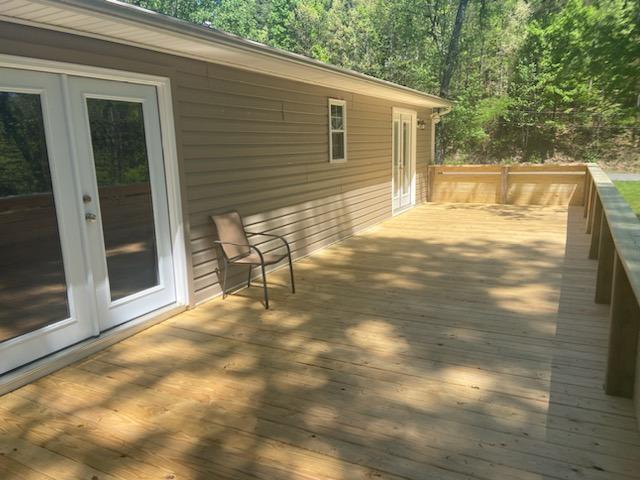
[435,0,470,164]
[439,0,469,99]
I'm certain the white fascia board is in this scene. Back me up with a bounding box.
[0,0,452,109]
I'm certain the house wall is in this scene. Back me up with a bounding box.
[0,21,434,305]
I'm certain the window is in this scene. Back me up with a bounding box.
[328,98,347,162]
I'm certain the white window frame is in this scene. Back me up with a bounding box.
[328,98,347,163]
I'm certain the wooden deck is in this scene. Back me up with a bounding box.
[2,203,640,480]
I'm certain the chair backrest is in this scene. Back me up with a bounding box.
[211,211,251,259]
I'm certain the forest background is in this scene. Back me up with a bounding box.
[126,0,639,170]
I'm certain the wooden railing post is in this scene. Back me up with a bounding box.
[589,196,603,259]
[500,166,509,204]
[595,214,615,304]
[584,178,593,219]
[583,169,591,216]
[605,252,640,397]
[427,165,435,202]
[586,183,597,234]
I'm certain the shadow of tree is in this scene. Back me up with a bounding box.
[2,203,640,480]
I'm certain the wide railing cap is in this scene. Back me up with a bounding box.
[587,164,640,301]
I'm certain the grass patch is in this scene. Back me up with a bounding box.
[614,181,640,217]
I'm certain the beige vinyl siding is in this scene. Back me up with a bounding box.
[0,21,434,305]
[415,117,433,203]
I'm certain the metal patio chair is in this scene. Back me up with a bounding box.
[211,211,295,309]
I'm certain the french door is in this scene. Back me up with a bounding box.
[392,109,416,213]
[0,67,176,374]
[68,77,176,331]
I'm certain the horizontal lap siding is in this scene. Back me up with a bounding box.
[179,63,395,302]
[0,22,433,305]
[416,118,433,203]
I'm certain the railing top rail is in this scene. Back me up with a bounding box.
[432,164,587,176]
[587,163,640,301]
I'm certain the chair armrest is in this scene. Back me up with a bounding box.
[245,232,292,254]
[213,240,265,263]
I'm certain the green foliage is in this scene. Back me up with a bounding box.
[615,181,640,217]
[0,92,51,196]
[502,0,640,162]
[123,0,640,166]
[207,0,265,41]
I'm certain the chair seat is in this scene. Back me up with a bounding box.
[232,251,287,265]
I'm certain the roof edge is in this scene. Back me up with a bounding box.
[24,0,452,108]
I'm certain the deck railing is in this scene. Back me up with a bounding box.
[584,165,640,410]
[427,164,586,206]
[427,163,640,422]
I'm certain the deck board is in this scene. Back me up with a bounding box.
[2,203,640,480]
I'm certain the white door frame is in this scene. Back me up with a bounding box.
[0,53,189,309]
[0,55,189,372]
[67,77,178,330]
[391,107,417,214]
[0,68,98,373]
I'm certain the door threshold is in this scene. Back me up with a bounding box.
[0,303,186,396]
[393,204,415,216]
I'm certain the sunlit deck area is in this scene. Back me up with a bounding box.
[2,202,640,480]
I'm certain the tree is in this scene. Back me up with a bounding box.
[440,0,469,99]
[122,0,639,167]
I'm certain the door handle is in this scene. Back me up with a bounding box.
[85,213,97,222]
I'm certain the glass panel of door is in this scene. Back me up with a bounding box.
[392,111,414,213]
[86,98,160,302]
[392,119,401,209]
[0,68,176,374]
[69,77,176,332]
[402,120,411,200]
[0,91,70,342]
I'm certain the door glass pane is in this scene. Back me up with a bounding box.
[402,121,411,195]
[86,98,159,302]
[0,92,70,342]
[331,131,345,160]
[393,120,400,198]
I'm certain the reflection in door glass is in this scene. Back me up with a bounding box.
[393,120,400,199]
[87,99,160,302]
[403,122,411,195]
[0,92,70,342]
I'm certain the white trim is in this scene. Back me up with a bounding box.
[0,53,172,85]
[0,53,190,311]
[0,55,190,373]
[157,76,191,307]
[328,98,347,163]
[0,304,186,396]
[0,0,452,109]
[391,116,397,212]
[411,112,417,207]
[0,67,99,373]
[391,107,418,215]
[67,77,178,328]
[0,318,75,350]
[59,73,102,336]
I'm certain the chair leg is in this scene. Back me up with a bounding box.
[288,253,295,294]
[260,262,269,309]
[247,265,252,288]
[221,258,228,299]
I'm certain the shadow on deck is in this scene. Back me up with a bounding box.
[2,203,639,480]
